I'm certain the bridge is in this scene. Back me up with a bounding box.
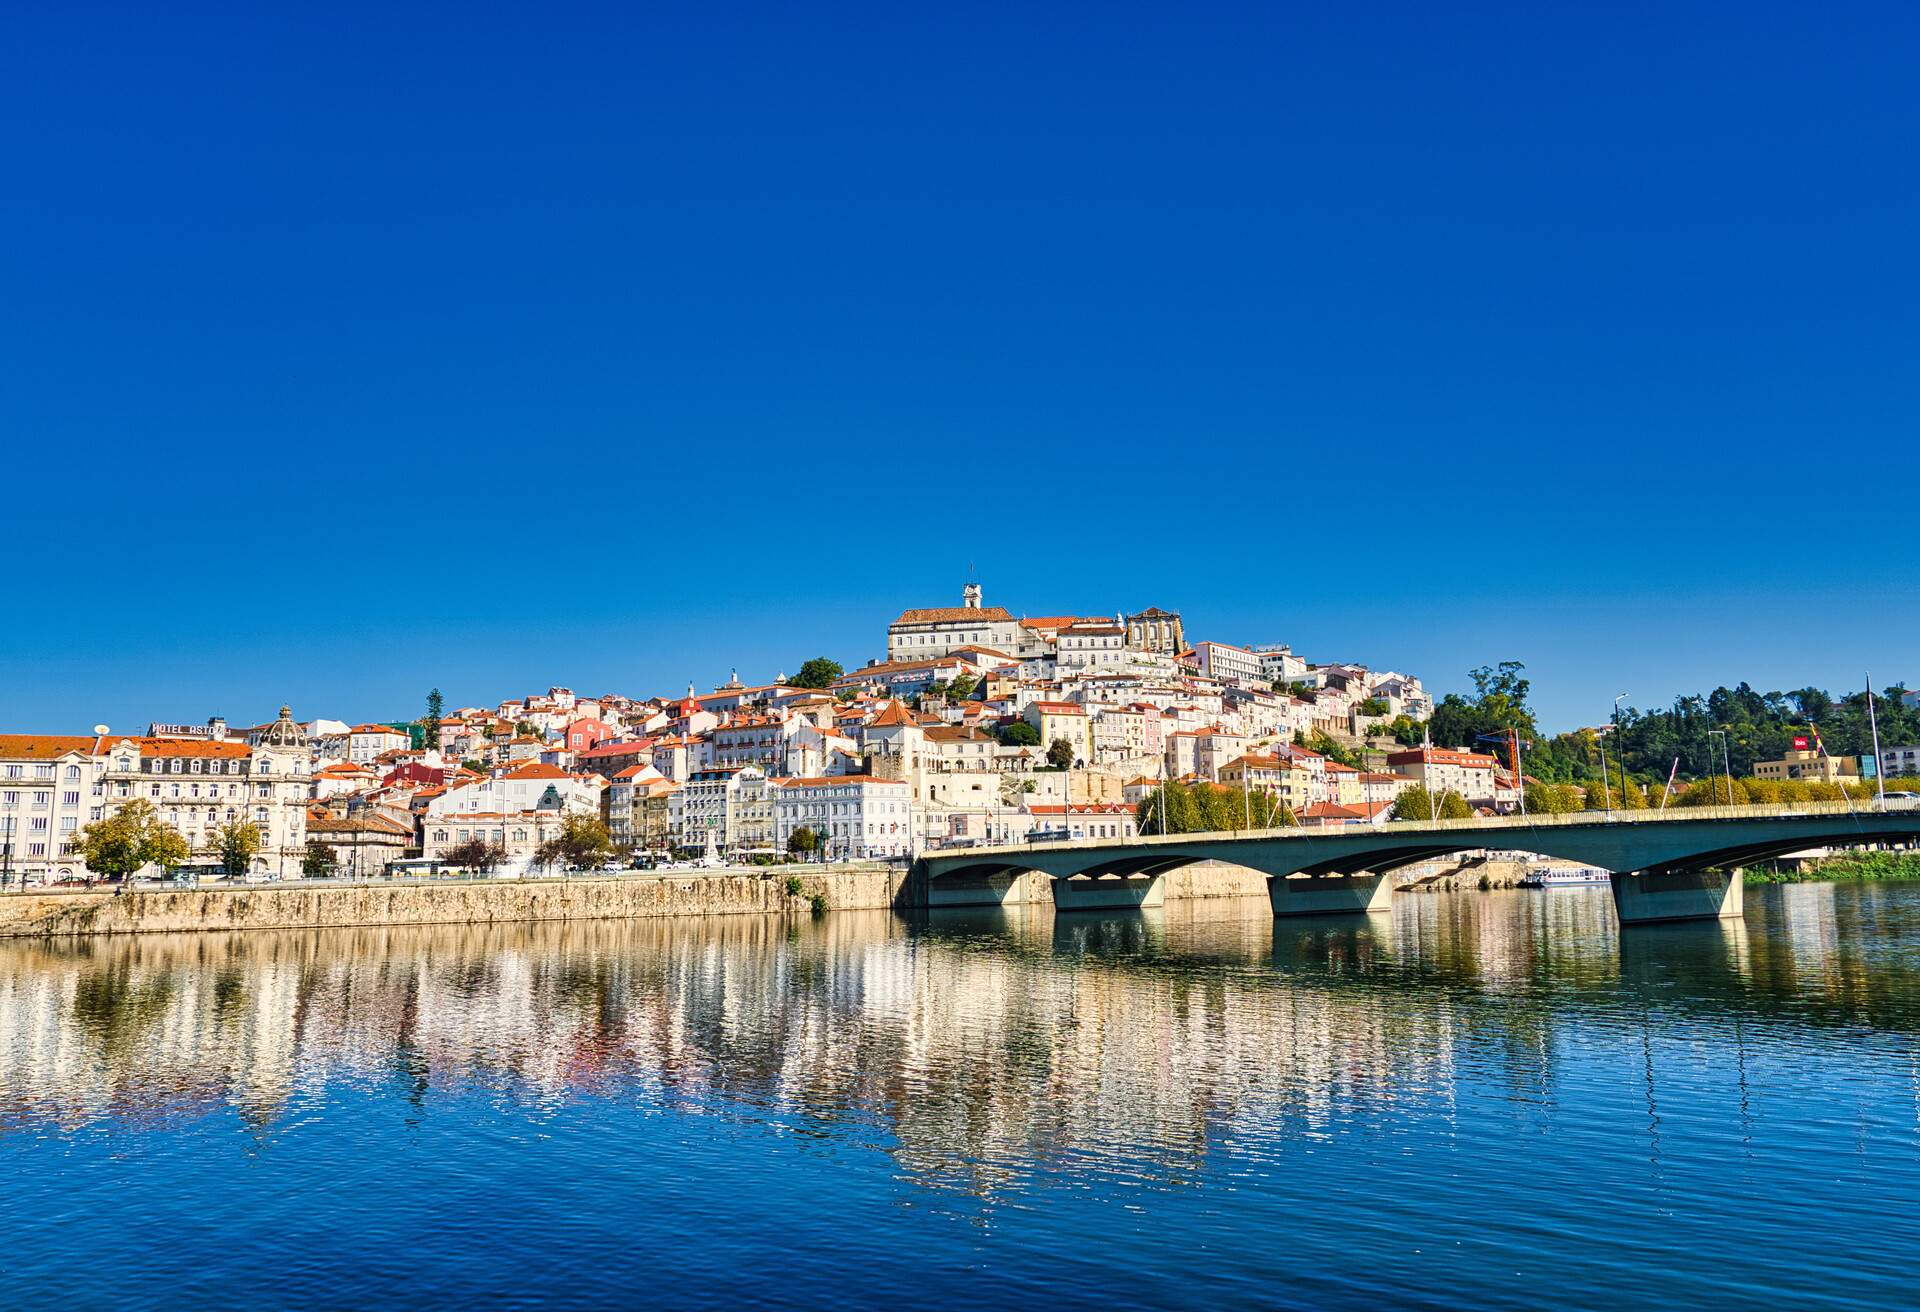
[913,801,1920,925]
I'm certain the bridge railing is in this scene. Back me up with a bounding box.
[935,798,1919,862]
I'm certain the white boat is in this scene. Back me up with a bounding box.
[1522,864,1611,888]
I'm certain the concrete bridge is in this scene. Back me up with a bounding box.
[914,801,1920,925]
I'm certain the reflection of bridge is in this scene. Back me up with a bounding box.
[915,803,1920,925]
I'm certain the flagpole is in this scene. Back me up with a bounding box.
[1866,673,1887,813]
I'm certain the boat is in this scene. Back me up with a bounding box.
[1520,863,1611,888]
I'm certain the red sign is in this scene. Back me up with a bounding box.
[1793,736,1809,751]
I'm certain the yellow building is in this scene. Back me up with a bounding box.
[1753,749,1859,784]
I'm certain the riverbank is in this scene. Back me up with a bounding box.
[1746,851,1920,884]
[0,868,909,938]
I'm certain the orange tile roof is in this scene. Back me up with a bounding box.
[868,700,916,728]
[894,606,1015,625]
[0,734,99,760]
[108,737,252,759]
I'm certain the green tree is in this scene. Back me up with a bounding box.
[551,813,613,868]
[1134,781,1295,834]
[997,721,1040,747]
[423,687,443,753]
[1392,785,1436,822]
[213,819,261,876]
[302,841,338,877]
[946,673,978,700]
[1047,737,1076,770]
[792,657,845,690]
[1437,791,1473,820]
[787,826,821,859]
[1356,697,1390,717]
[1306,730,1364,768]
[73,799,190,881]
[1523,780,1569,814]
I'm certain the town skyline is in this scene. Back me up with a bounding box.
[5,572,1910,737]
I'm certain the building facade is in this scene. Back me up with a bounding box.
[773,775,913,860]
[97,707,314,878]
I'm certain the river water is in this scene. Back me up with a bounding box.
[1,883,1916,1310]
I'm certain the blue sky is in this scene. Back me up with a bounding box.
[4,2,1914,734]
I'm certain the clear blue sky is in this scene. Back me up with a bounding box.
[5,2,1914,735]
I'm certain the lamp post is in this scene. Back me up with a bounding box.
[1708,730,1733,806]
[1610,693,1629,814]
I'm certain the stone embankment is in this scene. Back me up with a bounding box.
[0,868,909,939]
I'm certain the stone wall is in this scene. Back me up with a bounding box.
[0,869,909,939]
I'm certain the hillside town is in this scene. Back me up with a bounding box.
[3,583,1543,884]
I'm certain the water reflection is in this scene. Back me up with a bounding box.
[1,887,1914,1189]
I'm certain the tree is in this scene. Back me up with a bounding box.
[549,813,613,868]
[302,841,338,877]
[1437,791,1473,820]
[1392,786,1436,822]
[997,721,1040,747]
[423,687,443,753]
[1356,697,1390,717]
[946,673,978,700]
[787,826,821,859]
[1047,737,1076,770]
[72,799,190,881]
[1523,780,1569,814]
[447,837,507,872]
[1306,730,1364,768]
[1133,780,1296,834]
[213,820,261,876]
[792,657,844,690]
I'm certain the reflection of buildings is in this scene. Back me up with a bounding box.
[0,891,1908,1194]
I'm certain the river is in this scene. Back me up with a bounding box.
[2,882,1916,1309]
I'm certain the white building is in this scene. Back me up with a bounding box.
[0,734,106,885]
[97,706,315,879]
[424,762,604,819]
[885,584,1022,661]
[773,775,913,860]
[347,723,412,765]
[1194,641,1265,686]
[668,765,773,855]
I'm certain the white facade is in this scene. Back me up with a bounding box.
[1194,642,1264,686]
[0,735,106,884]
[97,707,315,879]
[773,776,913,860]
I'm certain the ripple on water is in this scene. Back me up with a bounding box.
[0,886,1916,1309]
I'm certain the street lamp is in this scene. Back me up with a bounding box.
[1707,730,1733,806]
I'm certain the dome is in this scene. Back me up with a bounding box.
[257,704,309,749]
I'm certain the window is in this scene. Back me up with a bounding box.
[259,761,273,774]
[64,765,79,781]
[254,808,268,825]
[62,791,78,807]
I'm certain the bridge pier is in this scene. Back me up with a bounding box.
[1610,868,1745,924]
[922,872,1041,908]
[1267,872,1392,917]
[1051,873,1165,912]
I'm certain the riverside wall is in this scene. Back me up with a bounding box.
[0,855,1540,939]
[0,869,911,939]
